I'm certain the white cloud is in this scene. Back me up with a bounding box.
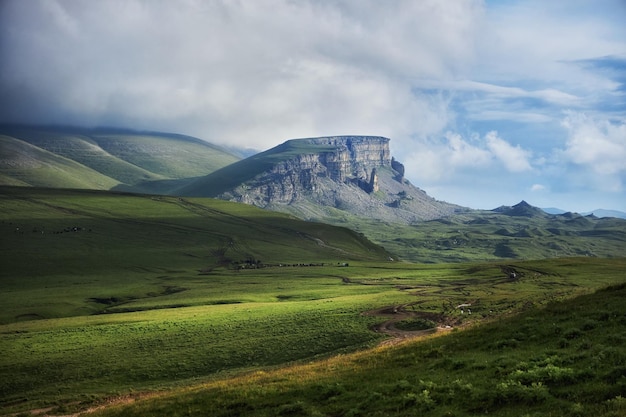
[531,184,546,192]
[1,0,625,212]
[485,131,533,172]
[402,130,533,183]
[561,112,626,176]
[470,111,552,123]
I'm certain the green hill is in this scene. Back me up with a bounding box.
[329,203,626,263]
[0,135,121,189]
[0,125,240,192]
[174,139,333,197]
[0,186,391,323]
[1,186,625,416]
[89,280,626,417]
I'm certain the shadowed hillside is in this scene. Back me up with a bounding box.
[0,125,240,193]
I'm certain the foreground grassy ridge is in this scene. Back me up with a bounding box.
[2,188,625,415]
[1,256,625,414]
[91,282,626,417]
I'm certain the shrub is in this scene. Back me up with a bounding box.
[494,380,550,405]
[402,390,435,412]
[511,364,577,386]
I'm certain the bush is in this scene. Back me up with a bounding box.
[511,364,577,386]
[494,380,550,405]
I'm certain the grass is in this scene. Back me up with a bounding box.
[86,282,626,417]
[0,135,120,190]
[324,209,626,263]
[0,126,239,191]
[174,138,341,197]
[1,187,625,415]
[0,186,390,323]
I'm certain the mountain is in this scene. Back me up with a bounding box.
[493,200,548,217]
[541,207,565,215]
[177,136,464,223]
[347,199,626,262]
[0,125,240,193]
[542,207,626,219]
[584,209,626,219]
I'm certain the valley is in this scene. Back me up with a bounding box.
[1,186,625,416]
[1,128,626,416]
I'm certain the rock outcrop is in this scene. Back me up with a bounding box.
[217,136,463,224]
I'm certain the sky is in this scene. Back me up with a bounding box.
[1,0,625,212]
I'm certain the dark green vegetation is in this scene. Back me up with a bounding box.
[91,281,626,417]
[1,187,626,416]
[0,186,389,323]
[0,125,239,193]
[324,201,626,263]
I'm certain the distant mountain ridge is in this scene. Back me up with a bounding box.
[542,207,626,219]
[177,135,464,223]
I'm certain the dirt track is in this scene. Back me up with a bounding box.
[363,304,457,346]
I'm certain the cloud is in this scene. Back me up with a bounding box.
[530,184,546,192]
[402,130,533,183]
[1,0,625,212]
[554,112,626,196]
[484,131,533,172]
[561,112,626,177]
[0,0,483,149]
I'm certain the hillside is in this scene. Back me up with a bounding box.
[2,128,624,263]
[342,201,626,263]
[88,280,626,417]
[0,186,392,323]
[1,186,625,416]
[0,125,240,193]
[177,136,463,223]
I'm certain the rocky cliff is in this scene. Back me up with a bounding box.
[215,136,462,223]
[225,136,388,205]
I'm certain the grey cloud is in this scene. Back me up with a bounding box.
[0,0,482,148]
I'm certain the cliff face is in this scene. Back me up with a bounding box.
[224,136,389,205]
[219,135,461,223]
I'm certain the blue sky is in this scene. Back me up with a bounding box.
[1,0,625,212]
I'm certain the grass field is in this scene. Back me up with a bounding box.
[90,281,626,417]
[1,187,625,416]
[324,208,626,263]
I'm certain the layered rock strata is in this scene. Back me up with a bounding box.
[219,136,461,223]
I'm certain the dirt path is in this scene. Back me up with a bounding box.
[363,304,457,346]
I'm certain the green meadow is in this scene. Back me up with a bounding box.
[1,187,625,416]
[91,281,626,417]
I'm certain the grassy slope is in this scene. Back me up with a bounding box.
[0,126,239,191]
[175,139,337,197]
[0,136,120,189]
[0,186,390,323]
[92,133,240,179]
[1,188,625,416]
[92,280,626,417]
[326,209,626,263]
